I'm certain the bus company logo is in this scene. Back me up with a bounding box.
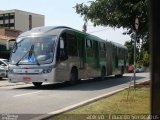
[25,70,28,73]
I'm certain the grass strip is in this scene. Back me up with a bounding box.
[49,85,150,120]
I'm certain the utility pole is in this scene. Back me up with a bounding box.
[150,0,160,118]
[82,22,87,33]
[134,16,139,88]
[133,32,136,88]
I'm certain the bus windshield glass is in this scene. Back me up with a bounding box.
[10,35,57,65]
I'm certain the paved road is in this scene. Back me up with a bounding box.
[0,73,150,120]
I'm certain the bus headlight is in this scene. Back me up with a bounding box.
[8,69,14,74]
[42,67,53,74]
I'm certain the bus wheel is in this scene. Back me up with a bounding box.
[121,66,124,75]
[32,82,42,87]
[101,67,106,80]
[115,74,122,78]
[69,67,78,85]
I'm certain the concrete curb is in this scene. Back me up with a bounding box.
[0,83,28,87]
[0,81,31,87]
[31,80,150,120]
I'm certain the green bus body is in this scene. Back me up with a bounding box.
[8,26,128,86]
[74,31,128,78]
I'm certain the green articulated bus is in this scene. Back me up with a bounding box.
[8,26,128,87]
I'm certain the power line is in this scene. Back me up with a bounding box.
[88,28,108,33]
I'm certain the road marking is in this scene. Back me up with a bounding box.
[13,91,41,97]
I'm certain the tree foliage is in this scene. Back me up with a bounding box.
[124,41,149,67]
[75,0,150,67]
[124,41,134,65]
[75,0,149,40]
[137,50,149,67]
[124,41,134,64]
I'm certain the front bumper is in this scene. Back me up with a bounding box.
[8,69,56,83]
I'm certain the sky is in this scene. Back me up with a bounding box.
[0,0,131,45]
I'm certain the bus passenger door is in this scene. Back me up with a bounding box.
[93,41,99,68]
[77,37,85,69]
[106,43,112,75]
[56,34,68,62]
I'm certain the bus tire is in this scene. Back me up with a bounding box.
[117,66,124,77]
[32,82,42,87]
[121,66,124,75]
[115,74,122,78]
[69,67,78,85]
[101,66,106,80]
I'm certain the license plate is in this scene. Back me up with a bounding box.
[23,76,31,81]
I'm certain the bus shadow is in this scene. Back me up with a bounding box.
[15,75,146,91]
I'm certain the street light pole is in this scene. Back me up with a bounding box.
[134,31,136,88]
[134,16,139,88]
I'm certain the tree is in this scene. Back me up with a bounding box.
[124,40,142,65]
[137,50,149,67]
[124,41,134,64]
[75,0,149,41]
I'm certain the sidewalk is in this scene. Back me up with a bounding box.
[0,78,30,87]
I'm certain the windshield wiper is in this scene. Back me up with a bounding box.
[15,45,40,66]
[15,48,30,66]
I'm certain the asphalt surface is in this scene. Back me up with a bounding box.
[0,73,150,120]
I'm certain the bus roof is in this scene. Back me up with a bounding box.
[18,26,72,37]
[18,26,126,49]
[18,26,107,42]
[111,41,127,49]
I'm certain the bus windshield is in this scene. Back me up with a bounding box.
[10,35,57,65]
